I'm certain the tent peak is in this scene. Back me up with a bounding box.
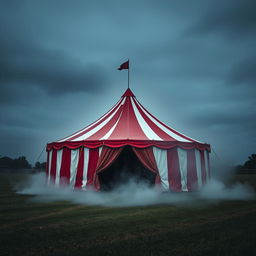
[122,88,135,97]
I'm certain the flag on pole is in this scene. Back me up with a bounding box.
[118,60,129,70]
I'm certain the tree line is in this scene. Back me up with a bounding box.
[0,156,46,171]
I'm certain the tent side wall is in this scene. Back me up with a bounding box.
[46,146,210,192]
[46,147,102,190]
[153,147,210,191]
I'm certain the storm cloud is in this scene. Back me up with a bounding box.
[191,0,256,38]
[0,0,255,165]
[0,23,106,96]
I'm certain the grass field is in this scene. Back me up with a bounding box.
[0,173,256,256]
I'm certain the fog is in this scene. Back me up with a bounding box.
[16,172,255,208]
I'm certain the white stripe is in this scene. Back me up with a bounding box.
[58,98,124,142]
[99,146,103,156]
[73,97,126,141]
[177,148,188,191]
[153,147,169,190]
[204,151,209,181]
[195,149,202,188]
[70,149,79,188]
[81,148,89,190]
[47,150,52,185]
[55,149,63,186]
[99,113,122,140]
[135,98,191,142]
[131,98,162,140]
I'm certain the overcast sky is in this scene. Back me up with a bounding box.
[0,0,255,165]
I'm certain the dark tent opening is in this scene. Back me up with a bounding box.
[98,146,156,191]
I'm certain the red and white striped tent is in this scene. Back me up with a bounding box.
[46,88,211,191]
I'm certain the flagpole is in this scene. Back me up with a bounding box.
[128,59,130,89]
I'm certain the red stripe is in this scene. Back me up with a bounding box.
[86,105,123,140]
[187,149,198,190]
[135,99,195,142]
[59,148,71,185]
[167,148,182,191]
[108,97,148,140]
[132,98,176,141]
[86,148,99,189]
[67,99,123,141]
[46,151,49,177]
[200,150,206,184]
[74,148,84,188]
[50,150,57,184]
[103,99,128,139]
[126,97,149,139]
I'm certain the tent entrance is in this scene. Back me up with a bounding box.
[98,146,156,191]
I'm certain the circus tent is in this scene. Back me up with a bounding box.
[46,88,211,191]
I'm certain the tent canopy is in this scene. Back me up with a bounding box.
[46,88,211,191]
[47,88,210,152]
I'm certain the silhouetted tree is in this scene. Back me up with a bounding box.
[244,154,256,169]
[0,157,13,169]
[12,156,31,169]
[0,156,31,170]
[35,161,41,169]
[236,154,256,174]
[34,161,46,171]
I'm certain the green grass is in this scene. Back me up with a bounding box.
[0,173,256,256]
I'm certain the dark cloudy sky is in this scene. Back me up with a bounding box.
[0,0,255,165]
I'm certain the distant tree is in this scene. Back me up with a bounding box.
[35,161,41,169]
[12,156,31,169]
[0,156,31,170]
[236,154,256,174]
[34,161,46,171]
[0,156,13,169]
[244,154,256,169]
